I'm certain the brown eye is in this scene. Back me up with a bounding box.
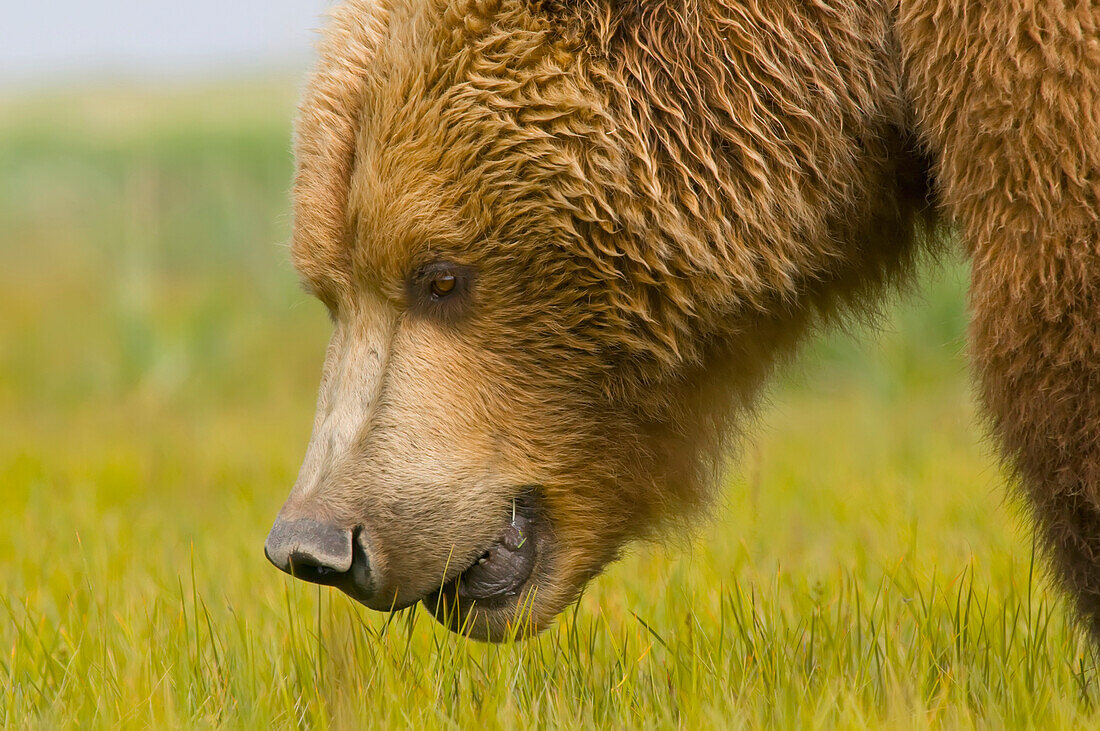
[407,261,474,323]
[430,274,457,298]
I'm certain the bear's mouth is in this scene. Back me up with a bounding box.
[425,491,542,629]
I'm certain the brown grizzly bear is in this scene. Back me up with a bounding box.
[264,0,1100,642]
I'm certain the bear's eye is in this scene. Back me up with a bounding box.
[407,261,474,323]
[430,274,457,299]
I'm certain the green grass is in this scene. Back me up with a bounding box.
[1,83,1096,728]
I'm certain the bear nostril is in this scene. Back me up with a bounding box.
[288,552,345,586]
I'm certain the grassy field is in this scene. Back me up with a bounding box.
[1,82,1097,728]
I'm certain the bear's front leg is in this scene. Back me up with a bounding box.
[900,0,1100,637]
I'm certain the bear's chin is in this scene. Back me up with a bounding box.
[422,569,549,642]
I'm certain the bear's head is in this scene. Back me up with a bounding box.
[264,0,806,641]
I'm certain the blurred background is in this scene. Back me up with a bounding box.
[1,5,346,687]
[2,1,329,87]
[7,3,1073,725]
[1,1,336,512]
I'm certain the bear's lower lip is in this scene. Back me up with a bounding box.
[453,503,537,602]
[426,492,542,623]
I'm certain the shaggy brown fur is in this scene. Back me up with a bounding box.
[268,0,1100,640]
[900,2,1100,637]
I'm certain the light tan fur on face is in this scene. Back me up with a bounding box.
[287,305,393,513]
[276,0,1100,641]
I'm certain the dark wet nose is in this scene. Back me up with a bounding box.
[264,518,371,592]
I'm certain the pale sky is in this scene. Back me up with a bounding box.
[1,1,337,87]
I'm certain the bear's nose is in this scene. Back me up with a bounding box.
[264,517,370,591]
